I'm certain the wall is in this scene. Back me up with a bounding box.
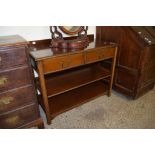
[0,26,96,41]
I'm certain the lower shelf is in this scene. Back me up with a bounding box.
[48,81,109,118]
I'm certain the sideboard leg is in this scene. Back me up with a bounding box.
[108,47,118,97]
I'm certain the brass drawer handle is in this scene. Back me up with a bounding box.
[98,55,101,59]
[0,77,8,86]
[98,53,105,60]
[0,96,14,105]
[5,116,19,124]
[61,63,64,68]
[60,60,71,69]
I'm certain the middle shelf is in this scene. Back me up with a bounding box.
[37,63,111,98]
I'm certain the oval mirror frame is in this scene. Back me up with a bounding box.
[59,26,83,35]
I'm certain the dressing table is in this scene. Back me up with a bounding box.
[29,27,118,124]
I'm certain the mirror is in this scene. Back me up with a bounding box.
[50,26,89,49]
[59,26,83,35]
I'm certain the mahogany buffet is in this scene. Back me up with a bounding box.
[1,26,154,128]
[29,37,117,124]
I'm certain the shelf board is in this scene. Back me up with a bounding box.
[44,64,111,98]
[48,81,109,118]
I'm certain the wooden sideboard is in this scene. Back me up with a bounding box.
[29,40,117,124]
[0,35,44,128]
[96,26,155,99]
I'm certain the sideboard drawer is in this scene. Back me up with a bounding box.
[0,104,38,129]
[42,53,84,73]
[68,53,85,68]
[86,47,115,63]
[0,46,27,71]
[0,86,35,114]
[0,66,31,93]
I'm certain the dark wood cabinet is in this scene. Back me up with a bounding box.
[0,35,44,128]
[96,26,155,99]
[29,40,117,124]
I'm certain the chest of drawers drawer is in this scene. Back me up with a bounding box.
[42,53,84,73]
[0,104,38,129]
[0,85,36,114]
[86,47,115,64]
[0,66,32,93]
[0,46,28,71]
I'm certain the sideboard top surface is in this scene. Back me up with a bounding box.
[30,40,117,61]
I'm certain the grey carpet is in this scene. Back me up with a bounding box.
[40,87,155,129]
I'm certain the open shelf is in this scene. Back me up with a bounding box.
[44,64,110,98]
[48,81,109,118]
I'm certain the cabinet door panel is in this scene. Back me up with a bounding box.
[115,68,137,91]
[118,35,141,69]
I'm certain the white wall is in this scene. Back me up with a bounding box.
[0,26,96,41]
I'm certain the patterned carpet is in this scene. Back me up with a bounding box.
[40,87,155,129]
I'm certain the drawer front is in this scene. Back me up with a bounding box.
[0,86,36,114]
[0,66,32,93]
[42,53,84,73]
[86,47,115,63]
[0,46,27,71]
[0,104,38,129]
[69,53,84,68]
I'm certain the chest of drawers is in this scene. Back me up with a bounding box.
[0,35,44,128]
[30,40,117,124]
